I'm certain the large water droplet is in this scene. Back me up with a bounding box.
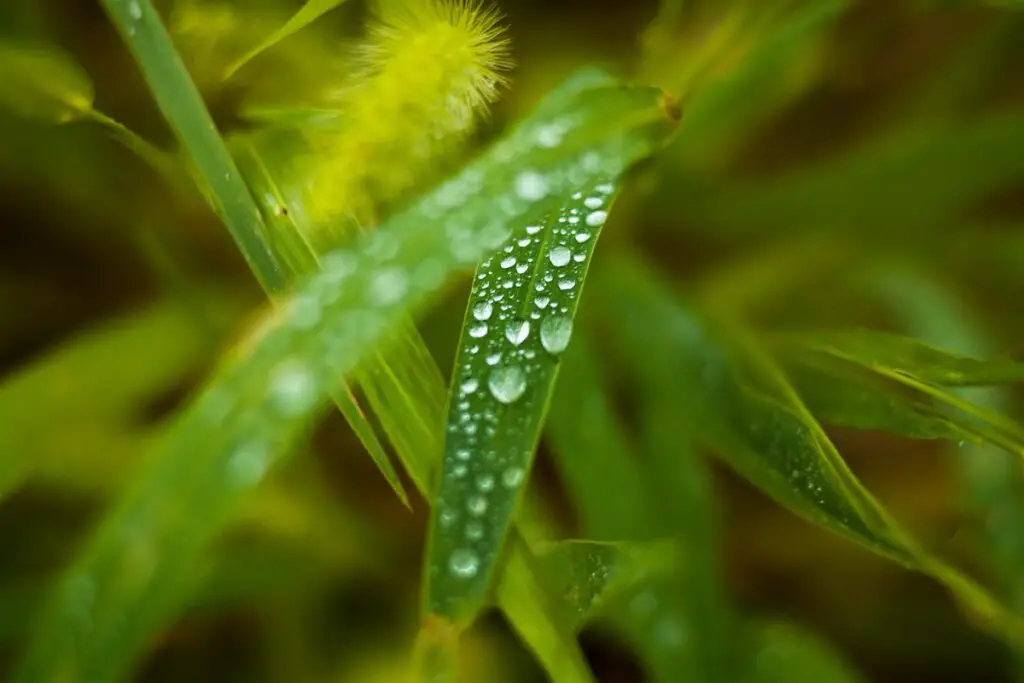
[472,302,493,321]
[558,279,577,291]
[449,549,480,578]
[526,224,543,235]
[502,467,525,489]
[535,296,550,309]
[515,170,549,200]
[268,362,317,416]
[469,323,488,338]
[584,196,604,209]
[489,365,526,404]
[586,210,608,227]
[540,316,573,354]
[500,255,517,269]
[515,262,530,274]
[505,320,530,346]
[461,378,479,394]
[548,246,571,267]
[485,353,501,366]
[575,231,591,243]
[468,495,488,516]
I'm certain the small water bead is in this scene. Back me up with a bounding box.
[488,365,527,404]
[456,449,471,461]
[477,474,495,492]
[128,0,143,19]
[515,262,530,274]
[439,509,457,528]
[535,296,550,309]
[540,316,573,354]
[558,279,577,291]
[526,224,543,235]
[449,549,480,578]
[466,522,485,541]
[500,256,517,269]
[548,246,571,267]
[502,279,514,289]
[502,467,525,488]
[452,464,468,478]
[586,210,608,227]
[268,362,318,416]
[575,231,591,243]
[584,196,604,209]
[472,302,493,321]
[567,215,580,225]
[515,170,549,200]
[469,345,480,355]
[573,253,586,263]
[460,378,480,394]
[517,237,532,247]
[469,323,489,338]
[227,439,272,487]
[485,353,501,366]
[505,320,530,346]
[530,311,541,320]
[368,267,407,305]
[596,183,614,194]
[288,294,321,329]
[467,495,488,516]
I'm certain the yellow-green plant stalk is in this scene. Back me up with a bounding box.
[302,0,511,242]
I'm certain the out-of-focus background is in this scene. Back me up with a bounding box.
[2,0,1024,681]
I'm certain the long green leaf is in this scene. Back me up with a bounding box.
[597,254,1024,645]
[224,0,352,79]
[425,176,620,623]
[14,70,676,683]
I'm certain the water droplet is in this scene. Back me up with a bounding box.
[469,323,488,338]
[288,294,321,329]
[268,362,317,416]
[485,353,501,366]
[368,267,407,305]
[584,196,604,209]
[489,365,526,404]
[517,237,532,247]
[472,302,493,321]
[536,123,564,148]
[515,262,530,274]
[452,464,468,478]
[227,439,272,487]
[468,495,488,516]
[456,449,471,461]
[466,522,484,540]
[558,279,577,291]
[548,246,571,267]
[534,296,550,309]
[461,378,479,394]
[477,474,495,492]
[128,0,142,20]
[439,509,457,528]
[500,256,517,269]
[573,252,586,263]
[505,320,530,346]
[586,210,608,227]
[526,224,543,235]
[596,183,614,195]
[515,170,549,200]
[540,316,573,354]
[502,467,525,488]
[449,549,480,578]
[575,231,591,243]
[502,279,514,289]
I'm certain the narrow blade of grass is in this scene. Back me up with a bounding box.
[224,0,352,79]
[597,254,1024,646]
[14,69,677,683]
[424,176,620,624]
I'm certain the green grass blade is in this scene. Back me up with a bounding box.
[597,254,1024,645]
[224,0,352,79]
[781,329,1024,386]
[14,70,676,683]
[424,177,620,623]
[739,621,868,683]
[0,39,94,122]
[100,0,285,293]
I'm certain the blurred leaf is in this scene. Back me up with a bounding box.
[224,0,352,79]
[781,329,1024,386]
[0,40,93,122]
[740,621,868,683]
[13,68,676,683]
[596,254,1024,645]
[425,178,619,623]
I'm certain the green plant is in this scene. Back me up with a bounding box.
[2,1,1024,682]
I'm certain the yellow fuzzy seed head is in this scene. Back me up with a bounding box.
[301,0,511,241]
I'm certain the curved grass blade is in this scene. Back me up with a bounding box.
[782,329,1024,387]
[14,70,677,683]
[424,177,620,624]
[224,0,352,79]
[597,254,1024,645]
[0,40,94,122]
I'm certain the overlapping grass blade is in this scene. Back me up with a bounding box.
[224,0,352,79]
[424,176,621,623]
[14,66,676,683]
[596,254,1024,645]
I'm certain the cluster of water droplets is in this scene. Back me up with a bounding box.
[435,180,617,583]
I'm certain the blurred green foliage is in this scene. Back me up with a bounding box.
[2,1,1024,682]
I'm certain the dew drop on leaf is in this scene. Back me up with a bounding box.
[586,210,608,227]
[489,365,526,404]
[540,316,573,355]
[515,170,549,200]
[468,495,488,516]
[449,549,480,578]
[502,466,525,489]
[268,362,317,416]
[472,302,493,321]
[469,323,489,338]
[505,319,531,346]
[548,246,571,267]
